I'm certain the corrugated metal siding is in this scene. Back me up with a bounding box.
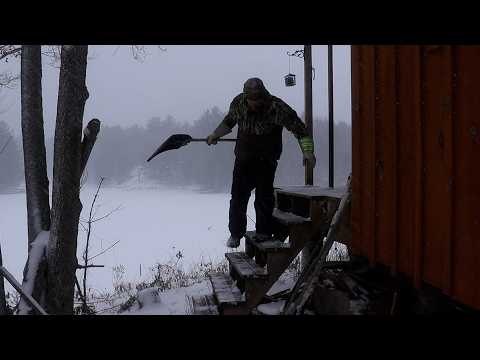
[351,45,480,310]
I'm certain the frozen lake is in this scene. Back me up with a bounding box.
[0,183,255,293]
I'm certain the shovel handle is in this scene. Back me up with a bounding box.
[190,138,237,142]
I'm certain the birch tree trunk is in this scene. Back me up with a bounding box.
[18,45,51,314]
[47,45,89,314]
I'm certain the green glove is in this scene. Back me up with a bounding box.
[299,137,315,167]
[299,136,314,153]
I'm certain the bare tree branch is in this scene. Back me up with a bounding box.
[76,264,104,269]
[0,46,21,89]
[87,240,120,262]
[130,45,147,62]
[79,177,104,313]
[94,303,122,314]
[78,222,88,233]
[40,45,62,68]
[74,276,85,303]
[110,45,167,61]
[0,73,20,89]
[91,205,123,223]
[0,45,21,62]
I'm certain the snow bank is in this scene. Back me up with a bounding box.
[136,287,161,308]
[125,280,211,315]
[257,300,285,315]
[1,186,254,296]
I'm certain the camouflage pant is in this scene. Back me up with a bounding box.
[229,156,278,238]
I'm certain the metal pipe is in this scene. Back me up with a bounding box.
[328,45,334,188]
[304,45,314,186]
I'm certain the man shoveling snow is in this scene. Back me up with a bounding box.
[207,77,316,248]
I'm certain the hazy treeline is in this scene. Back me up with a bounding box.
[0,120,23,190]
[85,106,352,191]
[0,107,351,192]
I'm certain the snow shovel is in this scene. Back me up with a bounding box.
[146,134,237,162]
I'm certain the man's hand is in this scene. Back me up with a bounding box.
[207,123,232,145]
[206,134,218,145]
[303,152,316,168]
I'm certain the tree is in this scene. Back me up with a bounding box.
[46,45,90,313]
[17,45,100,314]
[17,46,51,314]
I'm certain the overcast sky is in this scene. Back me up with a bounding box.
[0,45,351,136]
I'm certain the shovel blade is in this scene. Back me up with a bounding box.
[146,134,193,162]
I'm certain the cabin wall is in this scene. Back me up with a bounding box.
[351,45,480,310]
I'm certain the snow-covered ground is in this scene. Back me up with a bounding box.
[1,180,347,315]
[0,181,256,297]
[122,269,296,315]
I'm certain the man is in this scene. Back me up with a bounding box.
[207,78,316,248]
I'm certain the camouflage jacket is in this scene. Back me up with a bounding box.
[220,93,308,160]
[221,93,308,139]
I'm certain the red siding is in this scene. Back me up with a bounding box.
[351,45,480,310]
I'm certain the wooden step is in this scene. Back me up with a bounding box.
[244,231,291,253]
[226,252,268,279]
[187,294,219,315]
[275,186,346,200]
[208,272,244,306]
[226,252,269,295]
[272,208,311,226]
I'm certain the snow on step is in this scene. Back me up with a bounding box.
[275,185,346,199]
[245,231,291,252]
[273,208,311,225]
[208,272,243,305]
[257,300,286,315]
[226,252,268,279]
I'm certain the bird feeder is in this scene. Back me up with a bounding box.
[285,49,303,87]
[284,73,296,87]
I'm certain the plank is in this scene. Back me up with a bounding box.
[272,208,311,226]
[350,45,363,257]
[275,186,346,199]
[360,46,377,262]
[451,46,480,308]
[244,231,291,253]
[188,294,219,315]
[397,45,422,278]
[208,273,243,305]
[422,45,454,289]
[375,45,397,269]
[225,252,267,279]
